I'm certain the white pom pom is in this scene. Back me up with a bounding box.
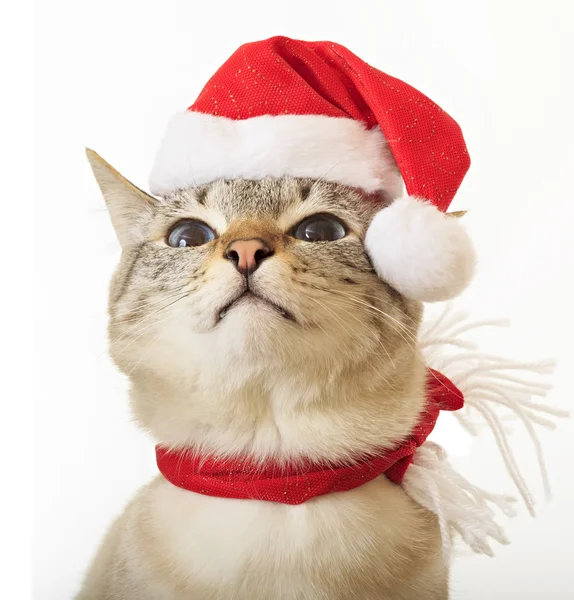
[365,196,476,302]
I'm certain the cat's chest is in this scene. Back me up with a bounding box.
[132,476,441,599]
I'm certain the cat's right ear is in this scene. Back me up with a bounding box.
[86,149,158,248]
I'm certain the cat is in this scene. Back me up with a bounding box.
[76,149,448,600]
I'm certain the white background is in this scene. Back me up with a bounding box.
[25,1,574,598]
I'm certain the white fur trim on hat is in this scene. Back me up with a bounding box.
[149,112,404,196]
[365,196,476,302]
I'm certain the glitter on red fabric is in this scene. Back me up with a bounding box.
[189,36,470,211]
[155,368,464,505]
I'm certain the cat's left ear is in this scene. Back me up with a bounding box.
[86,149,158,248]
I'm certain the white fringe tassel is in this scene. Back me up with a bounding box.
[402,304,569,561]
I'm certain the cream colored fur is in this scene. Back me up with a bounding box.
[77,150,448,599]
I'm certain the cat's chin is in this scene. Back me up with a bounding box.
[216,291,297,327]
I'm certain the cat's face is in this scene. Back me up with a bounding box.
[88,151,424,453]
[104,175,419,377]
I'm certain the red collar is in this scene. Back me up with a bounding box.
[156,369,463,505]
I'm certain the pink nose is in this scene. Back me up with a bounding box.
[225,238,273,275]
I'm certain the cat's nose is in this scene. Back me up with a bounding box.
[225,238,273,276]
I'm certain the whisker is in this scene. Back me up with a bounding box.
[292,276,419,349]
[112,283,192,315]
[326,289,418,340]
[112,309,176,359]
[107,292,191,358]
[313,295,397,370]
[125,328,167,377]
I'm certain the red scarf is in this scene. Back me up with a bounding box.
[156,369,463,505]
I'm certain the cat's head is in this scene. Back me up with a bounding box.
[87,150,435,456]
[89,148,421,368]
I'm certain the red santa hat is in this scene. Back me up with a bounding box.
[150,36,475,302]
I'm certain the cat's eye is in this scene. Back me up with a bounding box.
[291,214,347,242]
[167,220,216,248]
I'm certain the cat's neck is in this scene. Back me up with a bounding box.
[130,351,427,463]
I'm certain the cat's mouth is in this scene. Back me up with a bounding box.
[216,290,296,323]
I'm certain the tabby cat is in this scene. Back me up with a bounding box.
[76,150,446,600]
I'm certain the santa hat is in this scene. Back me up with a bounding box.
[150,36,475,302]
